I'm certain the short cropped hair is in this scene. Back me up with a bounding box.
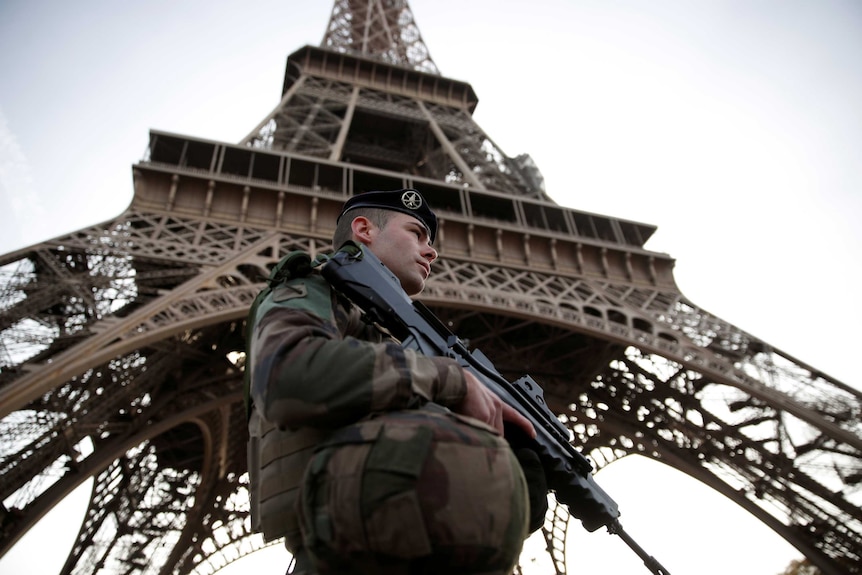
[332,207,394,249]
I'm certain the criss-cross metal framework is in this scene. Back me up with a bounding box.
[1,1,859,574]
[322,0,439,74]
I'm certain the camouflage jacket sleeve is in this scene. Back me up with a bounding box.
[247,272,467,429]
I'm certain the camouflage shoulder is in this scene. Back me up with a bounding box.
[244,251,332,416]
[251,250,334,322]
[264,273,333,320]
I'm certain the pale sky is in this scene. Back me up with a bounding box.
[1,1,860,574]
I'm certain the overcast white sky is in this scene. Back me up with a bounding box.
[1,1,860,574]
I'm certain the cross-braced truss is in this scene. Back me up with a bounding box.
[1,1,860,574]
[322,0,438,74]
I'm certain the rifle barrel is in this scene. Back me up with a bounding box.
[609,520,672,575]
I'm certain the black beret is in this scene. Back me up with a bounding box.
[337,188,438,243]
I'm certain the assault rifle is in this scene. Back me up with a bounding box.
[321,242,672,575]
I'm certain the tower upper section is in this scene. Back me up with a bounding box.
[322,0,439,74]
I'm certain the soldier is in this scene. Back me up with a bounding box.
[246,189,547,574]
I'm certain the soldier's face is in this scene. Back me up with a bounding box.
[366,212,437,296]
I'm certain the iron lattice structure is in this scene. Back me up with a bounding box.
[1,1,860,574]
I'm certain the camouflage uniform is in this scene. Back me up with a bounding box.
[246,256,530,574]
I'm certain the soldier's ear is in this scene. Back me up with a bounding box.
[350,216,377,244]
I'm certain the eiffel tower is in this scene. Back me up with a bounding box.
[1,1,860,574]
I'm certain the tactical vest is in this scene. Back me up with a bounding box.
[245,251,331,548]
[247,412,329,548]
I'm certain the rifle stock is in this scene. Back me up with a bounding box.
[321,242,672,575]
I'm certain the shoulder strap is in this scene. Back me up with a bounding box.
[266,250,328,287]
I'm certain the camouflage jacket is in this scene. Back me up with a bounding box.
[245,251,468,545]
[246,258,467,430]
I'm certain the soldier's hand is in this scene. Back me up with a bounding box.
[457,370,535,438]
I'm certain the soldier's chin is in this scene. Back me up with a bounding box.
[403,277,425,296]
